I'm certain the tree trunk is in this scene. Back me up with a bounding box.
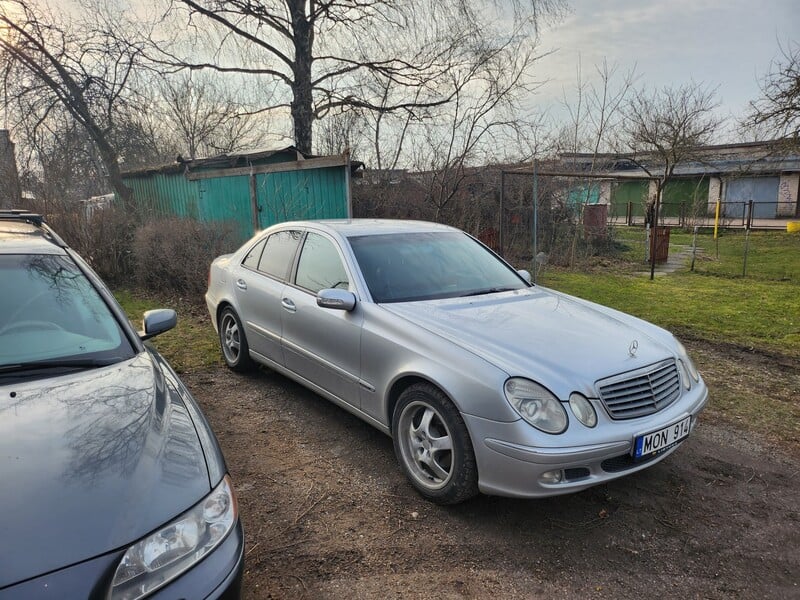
[93,133,132,203]
[290,4,314,155]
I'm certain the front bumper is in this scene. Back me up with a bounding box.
[465,384,709,498]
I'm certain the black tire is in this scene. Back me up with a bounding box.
[392,383,479,505]
[218,307,254,372]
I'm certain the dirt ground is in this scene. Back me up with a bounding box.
[183,341,800,600]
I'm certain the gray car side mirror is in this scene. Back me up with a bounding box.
[316,289,356,311]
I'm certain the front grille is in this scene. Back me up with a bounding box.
[597,360,681,420]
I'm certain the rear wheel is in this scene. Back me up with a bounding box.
[218,307,254,372]
[392,383,478,504]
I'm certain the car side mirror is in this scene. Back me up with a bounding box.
[316,289,356,311]
[140,309,177,340]
[517,269,532,283]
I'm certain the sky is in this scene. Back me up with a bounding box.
[531,0,798,133]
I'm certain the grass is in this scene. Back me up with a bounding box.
[540,270,800,358]
[114,289,220,373]
[612,227,800,282]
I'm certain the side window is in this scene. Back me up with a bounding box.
[295,233,349,294]
[257,230,302,280]
[242,239,267,269]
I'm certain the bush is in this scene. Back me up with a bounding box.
[133,217,237,298]
[26,198,137,283]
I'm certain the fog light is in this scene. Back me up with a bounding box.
[540,470,563,484]
[677,360,691,390]
[569,393,597,427]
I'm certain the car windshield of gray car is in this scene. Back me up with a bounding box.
[349,231,528,303]
[0,254,135,374]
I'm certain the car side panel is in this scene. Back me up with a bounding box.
[280,287,364,408]
[230,264,286,366]
[356,303,518,425]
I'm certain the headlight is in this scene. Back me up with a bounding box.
[675,339,700,382]
[504,378,568,434]
[569,393,597,427]
[109,475,238,600]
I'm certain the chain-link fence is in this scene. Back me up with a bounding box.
[610,225,799,282]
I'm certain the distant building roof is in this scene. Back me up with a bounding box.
[563,140,800,179]
[506,139,800,179]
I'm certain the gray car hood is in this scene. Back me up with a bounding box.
[382,286,677,398]
[0,352,210,588]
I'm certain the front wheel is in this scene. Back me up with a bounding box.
[392,383,478,505]
[218,307,254,372]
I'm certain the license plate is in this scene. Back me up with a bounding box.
[633,416,691,460]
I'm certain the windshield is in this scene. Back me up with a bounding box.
[0,254,135,369]
[349,231,529,303]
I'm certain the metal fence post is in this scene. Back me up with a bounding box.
[499,170,505,257]
[743,228,751,277]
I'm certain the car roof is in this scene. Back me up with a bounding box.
[0,219,67,255]
[277,219,461,238]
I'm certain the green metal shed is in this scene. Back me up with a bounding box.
[121,147,359,242]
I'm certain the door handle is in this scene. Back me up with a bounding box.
[236,279,247,290]
[281,298,296,313]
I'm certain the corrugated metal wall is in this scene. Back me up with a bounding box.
[255,166,347,229]
[123,164,349,242]
[197,175,253,240]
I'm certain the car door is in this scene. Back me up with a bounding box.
[280,231,364,407]
[232,229,302,367]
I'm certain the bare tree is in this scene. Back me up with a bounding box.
[0,0,142,201]
[556,58,637,156]
[157,72,274,159]
[621,83,721,222]
[620,83,722,278]
[747,41,800,142]
[141,0,563,155]
[315,108,367,157]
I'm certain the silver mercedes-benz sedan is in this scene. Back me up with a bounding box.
[206,219,708,504]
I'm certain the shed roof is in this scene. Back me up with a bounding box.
[121,147,363,179]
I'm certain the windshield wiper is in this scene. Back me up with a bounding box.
[0,357,120,374]
[460,286,517,298]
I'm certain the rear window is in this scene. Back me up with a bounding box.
[257,230,302,280]
[0,254,135,367]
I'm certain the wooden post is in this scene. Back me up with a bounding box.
[249,170,259,233]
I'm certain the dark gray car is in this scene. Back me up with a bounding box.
[0,211,243,599]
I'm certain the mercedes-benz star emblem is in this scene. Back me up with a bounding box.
[628,340,639,357]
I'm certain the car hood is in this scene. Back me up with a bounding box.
[0,352,210,588]
[382,287,677,399]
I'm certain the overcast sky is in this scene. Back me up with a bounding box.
[532,0,798,131]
